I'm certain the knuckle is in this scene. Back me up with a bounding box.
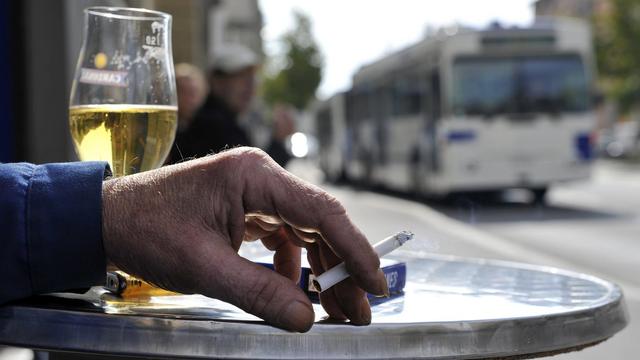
[323,193,346,216]
[221,147,278,179]
[213,147,269,169]
[311,187,346,220]
[347,252,380,275]
[245,274,280,316]
[233,147,271,165]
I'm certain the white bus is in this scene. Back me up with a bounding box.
[316,19,597,202]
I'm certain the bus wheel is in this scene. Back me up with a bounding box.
[531,187,548,204]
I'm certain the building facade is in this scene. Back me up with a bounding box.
[534,0,611,20]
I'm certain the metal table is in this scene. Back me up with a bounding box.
[0,253,628,359]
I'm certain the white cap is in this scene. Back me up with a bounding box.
[211,43,259,74]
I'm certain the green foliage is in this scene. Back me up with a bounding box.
[594,0,640,112]
[262,11,323,110]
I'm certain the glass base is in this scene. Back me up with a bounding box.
[104,270,177,298]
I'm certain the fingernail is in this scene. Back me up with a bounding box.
[376,269,390,297]
[360,306,372,325]
[281,300,314,332]
[352,314,371,325]
[349,302,371,326]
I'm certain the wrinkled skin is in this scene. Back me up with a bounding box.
[102,147,388,332]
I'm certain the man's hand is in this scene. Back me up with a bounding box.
[102,147,388,332]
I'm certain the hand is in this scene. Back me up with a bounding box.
[102,147,388,332]
[272,103,296,141]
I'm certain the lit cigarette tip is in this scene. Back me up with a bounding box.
[396,231,414,245]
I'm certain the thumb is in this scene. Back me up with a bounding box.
[208,249,315,332]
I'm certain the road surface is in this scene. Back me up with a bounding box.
[288,159,639,359]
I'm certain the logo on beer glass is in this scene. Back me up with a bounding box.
[79,68,128,87]
[145,21,164,47]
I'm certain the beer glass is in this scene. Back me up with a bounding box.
[69,7,177,177]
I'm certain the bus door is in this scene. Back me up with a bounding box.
[426,70,441,173]
[409,70,441,194]
[383,74,425,189]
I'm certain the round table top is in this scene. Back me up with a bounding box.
[0,253,628,359]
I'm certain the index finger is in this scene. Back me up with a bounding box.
[315,208,387,296]
[236,150,388,296]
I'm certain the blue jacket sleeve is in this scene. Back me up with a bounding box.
[0,161,110,304]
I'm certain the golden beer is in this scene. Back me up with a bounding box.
[69,104,177,176]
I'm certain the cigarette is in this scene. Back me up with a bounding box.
[312,231,413,293]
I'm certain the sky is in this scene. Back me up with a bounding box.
[258,0,535,99]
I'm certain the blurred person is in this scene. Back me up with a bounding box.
[171,44,292,166]
[0,147,389,332]
[175,63,207,132]
[268,103,296,166]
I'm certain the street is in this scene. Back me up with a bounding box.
[289,159,640,359]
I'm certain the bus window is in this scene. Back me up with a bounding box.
[519,56,589,113]
[430,70,441,121]
[352,88,372,123]
[316,107,332,147]
[392,76,422,117]
[451,55,588,117]
[374,85,392,120]
[451,58,516,116]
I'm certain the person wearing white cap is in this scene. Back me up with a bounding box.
[172,43,291,166]
[207,43,260,114]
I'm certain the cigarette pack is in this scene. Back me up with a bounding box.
[258,258,406,305]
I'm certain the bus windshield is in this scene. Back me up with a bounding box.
[451,55,589,116]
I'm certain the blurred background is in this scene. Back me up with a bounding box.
[1,0,638,163]
[1,0,639,359]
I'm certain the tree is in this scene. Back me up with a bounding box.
[262,11,323,110]
[594,0,640,112]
